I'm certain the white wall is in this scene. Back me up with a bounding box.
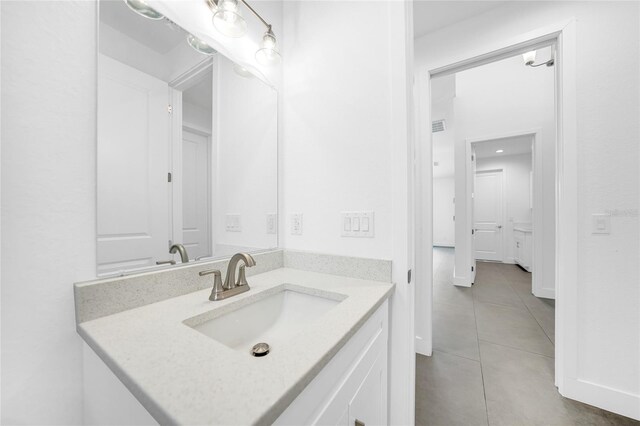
[433,177,455,247]
[1,2,97,423]
[415,1,640,419]
[476,153,532,262]
[214,55,278,250]
[282,2,414,423]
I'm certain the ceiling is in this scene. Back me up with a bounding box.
[100,0,186,54]
[474,135,533,159]
[413,1,507,39]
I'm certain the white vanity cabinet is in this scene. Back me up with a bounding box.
[513,228,533,272]
[274,300,389,426]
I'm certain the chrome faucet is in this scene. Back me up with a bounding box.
[199,252,256,301]
[169,243,189,263]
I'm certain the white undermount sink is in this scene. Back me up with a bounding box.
[187,286,345,355]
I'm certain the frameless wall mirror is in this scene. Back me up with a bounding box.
[97,0,278,276]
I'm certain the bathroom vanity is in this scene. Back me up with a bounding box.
[76,250,393,425]
[513,224,533,272]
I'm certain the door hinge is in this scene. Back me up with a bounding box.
[408,269,412,284]
[168,172,172,183]
[471,154,475,161]
[167,104,173,114]
[471,266,474,272]
[471,229,475,235]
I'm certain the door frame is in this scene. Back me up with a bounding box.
[413,19,577,402]
[471,168,505,263]
[466,130,546,297]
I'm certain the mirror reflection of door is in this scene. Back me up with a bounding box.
[97,55,170,275]
[473,170,504,261]
[181,128,211,260]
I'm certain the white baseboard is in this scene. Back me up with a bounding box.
[562,377,640,421]
[415,335,431,357]
[453,275,471,287]
[533,287,555,299]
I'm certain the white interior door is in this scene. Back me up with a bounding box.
[471,148,477,280]
[97,54,170,274]
[474,170,504,261]
[182,129,211,259]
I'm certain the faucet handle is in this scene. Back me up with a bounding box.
[237,265,249,286]
[156,260,176,265]
[200,269,224,301]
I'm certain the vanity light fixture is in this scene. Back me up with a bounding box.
[187,34,217,55]
[522,49,555,67]
[496,149,504,153]
[206,0,281,66]
[123,0,165,20]
[212,0,247,38]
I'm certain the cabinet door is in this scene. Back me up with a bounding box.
[348,354,386,426]
[514,231,523,263]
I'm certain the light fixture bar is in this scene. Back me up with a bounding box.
[206,0,271,30]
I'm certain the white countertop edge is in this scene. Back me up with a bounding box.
[77,268,395,425]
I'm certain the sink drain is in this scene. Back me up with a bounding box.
[251,342,270,357]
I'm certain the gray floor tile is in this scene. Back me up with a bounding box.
[473,280,528,310]
[479,341,638,426]
[434,279,475,308]
[475,301,555,357]
[416,352,488,426]
[433,301,480,360]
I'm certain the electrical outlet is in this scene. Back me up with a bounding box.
[290,213,303,235]
[266,214,277,234]
[225,214,241,232]
[341,211,374,237]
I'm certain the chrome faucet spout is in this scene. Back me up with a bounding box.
[223,252,256,289]
[169,243,189,263]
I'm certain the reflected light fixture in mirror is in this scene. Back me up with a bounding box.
[187,34,217,55]
[123,0,164,20]
[212,0,247,38]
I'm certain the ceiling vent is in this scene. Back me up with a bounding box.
[432,119,446,133]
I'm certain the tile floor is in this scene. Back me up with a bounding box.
[416,247,638,426]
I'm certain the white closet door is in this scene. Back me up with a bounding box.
[474,170,504,262]
[97,54,170,275]
[181,129,211,259]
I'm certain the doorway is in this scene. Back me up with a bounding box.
[413,19,582,421]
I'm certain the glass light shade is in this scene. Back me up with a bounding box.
[255,30,281,66]
[123,0,165,20]
[212,0,247,38]
[522,50,536,66]
[187,34,217,55]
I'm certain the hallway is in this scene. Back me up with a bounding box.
[416,247,637,425]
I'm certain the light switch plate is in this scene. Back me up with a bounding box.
[592,213,611,234]
[225,214,241,232]
[290,213,303,235]
[266,214,277,234]
[341,211,374,238]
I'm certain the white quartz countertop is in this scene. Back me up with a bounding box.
[78,267,394,425]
